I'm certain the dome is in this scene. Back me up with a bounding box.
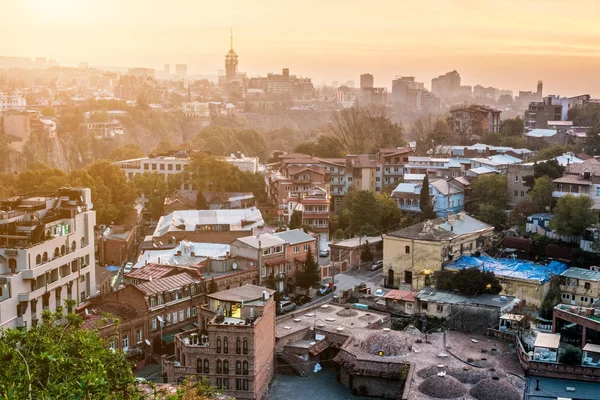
[361,331,411,357]
[336,308,359,317]
[418,375,466,399]
[470,378,521,400]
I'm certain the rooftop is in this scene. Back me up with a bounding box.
[560,267,600,281]
[135,272,201,296]
[208,284,274,303]
[329,235,382,249]
[134,241,229,269]
[384,289,418,302]
[273,229,315,245]
[154,207,264,236]
[447,255,568,283]
[526,129,558,138]
[386,214,492,241]
[416,287,518,309]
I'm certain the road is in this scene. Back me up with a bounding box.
[331,266,383,293]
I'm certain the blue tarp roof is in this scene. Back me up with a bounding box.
[447,255,568,283]
[105,266,121,272]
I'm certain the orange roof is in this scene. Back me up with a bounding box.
[384,289,417,302]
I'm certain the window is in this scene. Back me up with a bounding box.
[223,360,229,374]
[243,379,248,390]
[585,282,591,290]
[582,297,588,302]
[236,379,243,390]
[136,329,142,343]
[217,360,222,374]
[150,297,156,307]
[223,378,229,390]
[217,378,222,388]
[179,309,184,321]
[514,176,519,182]
[236,337,241,354]
[304,244,309,251]
[243,338,248,354]
[197,359,202,373]
[262,248,271,256]
[217,336,221,353]
[123,335,129,350]
[294,246,300,253]
[176,164,182,171]
[172,312,177,324]
[422,302,428,311]
[204,359,209,373]
[274,245,283,253]
[36,254,41,265]
[186,307,191,319]
[404,271,412,284]
[224,336,229,354]
[151,319,157,331]
[520,191,525,197]
[405,246,410,254]
[406,302,413,310]
[514,190,518,197]
[243,360,248,375]
[437,304,444,313]
[236,360,241,375]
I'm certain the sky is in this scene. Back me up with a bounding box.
[2,0,600,96]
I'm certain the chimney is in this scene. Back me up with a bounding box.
[447,214,457,225]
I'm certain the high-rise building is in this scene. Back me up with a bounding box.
[175,64,187,77]
[360,73,374,89]
[431,70,461,101]
[164,64,170,75]
[0,188,97,330]
[392,77,423,106]
[225,29,238,82]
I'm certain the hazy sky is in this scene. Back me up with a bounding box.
[3,0,600,96]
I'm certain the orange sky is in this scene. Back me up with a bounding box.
[3,0,600,95]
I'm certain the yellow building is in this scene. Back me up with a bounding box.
[382,213,494,290]
[559,268,600,307]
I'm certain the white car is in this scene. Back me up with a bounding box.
[123,262,133,274]
[374,288,385,297]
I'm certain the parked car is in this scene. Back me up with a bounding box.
[374,288,385,297]
[292,294,312,305]
[369,260,383,271]
[319,249,330,257]
[317,284,336,296]
[278,300,297,314]
[123,262,133,274]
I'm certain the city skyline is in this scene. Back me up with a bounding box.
[2,0,600,96]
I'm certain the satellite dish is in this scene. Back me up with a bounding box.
[145,339,151,346]
[157,316,164,323]
[84,309,89,315]
[232,262,238,270]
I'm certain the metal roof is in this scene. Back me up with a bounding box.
[534,332,560,349]
[208,284,274,303]
[560,267,600,281]
[136,272,201,296]
[273,229,315,245]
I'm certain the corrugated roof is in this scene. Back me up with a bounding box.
[384,290,417,302]
[125,264,175,281]
[208,284,274,303]
[560,267,600,281]
[136,272,200,296]
[387,215,491,241]
[273,229,315,245]
[526,129,558,138]
[534,332,560,349]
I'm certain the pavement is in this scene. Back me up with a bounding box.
[135,362,163,383]
[331,267,383,293]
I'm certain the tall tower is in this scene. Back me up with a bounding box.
[537,80,543,97]
[225,28,238,82]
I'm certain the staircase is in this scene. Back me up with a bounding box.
[277,351,309,377]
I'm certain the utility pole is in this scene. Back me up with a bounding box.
[358,235,362,272]
[257,236,262,285]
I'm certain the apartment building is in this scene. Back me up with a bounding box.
[450,104,501,136]
[0,92,26,112]
[181,101,211,117]
[162,285,276,400]
[378,147,414,189]
[507,164,534,206]
[525,95,590,129]
[0,188,96,330]
[300,186,329,241]
[559,268,600,307]
[391,180,464,217]
[553,158,600,210]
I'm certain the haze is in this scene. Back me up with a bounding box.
[3,0,600,95]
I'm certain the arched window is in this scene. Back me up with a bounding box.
[36,254,42,265]
[243,338,248,355]
[216,336,221,353]
[243,360,248,375]
[71,241,76,252]
[8,259,17,274]
[54,247,59,258]
[236,337,241,354]
[81,238,85,248]
[236,360,241,375]
[197,358,202,373]
[217,359,222,374]
[223,360,229,374]
[224,336,229,354]
[203,359,209,373]
[181,354,186,366]
[60,245,65,256]
[42,252,48,263]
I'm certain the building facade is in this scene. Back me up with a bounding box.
[0,188,96,330]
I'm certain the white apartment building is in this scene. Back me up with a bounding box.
[0,188,96,330]
[181,101,211,117]
[0,92,27,112]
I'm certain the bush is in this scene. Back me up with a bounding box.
[559,344,582,365]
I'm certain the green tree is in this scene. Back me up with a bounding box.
[169,377,223,400]
[523,159,565,189]
[131,172,168,219]
[583,124,600,156]
[136,91,149,110]
[532,145,572,162]
[41,106,56,117]
[568,103,600,127]
[559,345,583,365]
[109,143,145,161]
[529,176,554,212]
[419,175,436,220]
[0,307,137,399]
[289,210,303,230]
[346,190,381,235]
[499,117,524,136]
[550,194,598,236]
[207,278,218,294]
[507,200,539,231]
[540,284,561,320]
[434,270,455,291]
[376,192,403,231]
[296,246,320,290]
[471,174,508,209]
[360,241,374,263]
[196,192,209,210]
[450,267,502,295]
[476,203,507,229]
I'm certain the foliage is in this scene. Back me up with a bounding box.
[436,267,502,295]
[41,106,56,117]
[532,145,572,162]
[529,176,554,212]
[193,126,269,160]
[294,135,344,158]
[583,124,600,156]
[481,132,527,149]
[131,172,174,219]
[524,160,566,191]
[339,190,381,236]
[296,246,320,289]
[136,92,149,110]
[559,345,583,365]
[540,283,562,320]
[419,175,436,220]
[499,117,524,136]
[568,103,600,127]
[507,200,539,231]
[360,241,374,263]
[0,307,137,399]
[471,174,508,209]
[550,194,598,236]
[376,192,404,231]
[265,273,277,291]
[207,278,218,294]
[476,202,507,230]
[109,143,146,161]
[167,377,223,400]
[289,210,303,230]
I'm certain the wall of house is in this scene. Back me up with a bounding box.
[559,279,600,307]
[507,164,534,206]
[382,236,442,289]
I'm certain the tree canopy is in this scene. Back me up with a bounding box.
[435,268,502,295]
[109,143,146,161]
[499,117,524,137]
[419,175,436,220]
[193,126,269,160]
[532,145,572,162]
[296,246,320,289]
[550,194,598,236]
[568,103,600,127]
[529,176,554,212]
[471,174,508,209]
[476,202,507,230]
[0,307,137,399]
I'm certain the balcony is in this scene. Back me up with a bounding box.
[16,316,26,328]
[21,245,91,280]
[18,285,46,302]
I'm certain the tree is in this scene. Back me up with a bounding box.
[136,92,149,110]
[529,176,554,212]
[471,174,508,209]
[109,143,145,161]
[0,307,137,399]
[434,270,454,291]
[540,284,561,320]
[196,192,209,210]
[41,106,56,117]
[131,172,169,219]
[499,117,524,137]
[170,377,223,400]
[476,202,507,229]
[532,145,572,162]
[451,267,502,295]
[265,273,277,291]
[583,124,600,156]
[360,241,374,263]
[507,200,539,231]
[523,159,565,189]
[375,193,403,231]
[419,175,436,220]
[346,190,382,236]
[568,103,600,127]
[207,278,218,294]
[560,345,583,365]
[296,247,320,290]
[289,210,303,230]
[550,194,598,236]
